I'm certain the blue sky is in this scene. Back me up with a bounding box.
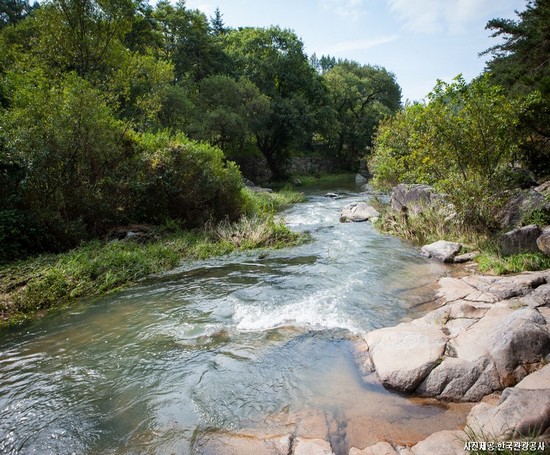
[183,0,527,102]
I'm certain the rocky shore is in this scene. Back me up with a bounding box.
[193,269,550,455]
[351,269,550,454]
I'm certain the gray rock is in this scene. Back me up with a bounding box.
[390,184,448,216]
[522,283,550,307]
[534,180,550,197]
[360,183,374,193]
[325,192,339,199]
[340,203,380,223]
[453,252,477,264]
[365,324,447,393]
[461,272,547,301]
[498,189,550,229]
[516,363,550,390]
[537,226,550,256]
[356,174,368,184]
[421,241,462,263]
[417,357,500,402]
[467,388,550,440]
[500,225,542,256]
[488,308,549,384]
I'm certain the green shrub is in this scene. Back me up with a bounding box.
[133,132,245,226]
[370,75,533,230]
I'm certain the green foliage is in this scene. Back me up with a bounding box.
[476,251,550,275]
[133,131,245,226]
[371,75,530,228]
[1,70,129,231]
[323,61,401,169]
[186,75,271,157]
[221,26,329,179]
[241,187,305,216]
[483,0,550,177]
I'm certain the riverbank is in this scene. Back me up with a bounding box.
[0,189,306,328]
[350,267,550,454]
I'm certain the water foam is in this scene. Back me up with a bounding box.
[233,286,364,334]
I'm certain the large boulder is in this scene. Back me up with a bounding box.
[499,225,542,256]
[498,188,550,229]
[390,184,448,216]
[537,226,550,256]
[421,241,462,263]
[365,324,447,393]
[340,203,379,223]
[467,388,550,440]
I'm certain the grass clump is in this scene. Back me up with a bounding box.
[460,424,547,455]
[290,173,356,189]
[242,187,305,215]
[476,251,550,275]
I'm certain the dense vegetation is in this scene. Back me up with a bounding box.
[371,0,550,247]
[0,0,401,262]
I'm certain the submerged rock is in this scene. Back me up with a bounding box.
[350,442,398,455]
[340,203,379,223]
[294,437,335,455]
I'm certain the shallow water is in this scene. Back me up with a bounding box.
[0,182,470,454]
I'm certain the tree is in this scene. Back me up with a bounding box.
[32,0,135,79]
[186,75,271,156]
[323,60,401,169]
[221,26,327,179]
[371,75,530,226]
[0,0,39,29]
[152,0,228,81]
[210,7,227,36]
[482,0,550,176]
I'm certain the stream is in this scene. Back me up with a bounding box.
[0,180,472,454]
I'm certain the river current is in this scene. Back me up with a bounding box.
[0,180,472,454]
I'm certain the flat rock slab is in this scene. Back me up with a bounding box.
[421,241,462,263]
[195,431,291,455]
[365,324,447,392]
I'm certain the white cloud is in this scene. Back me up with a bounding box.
[323,35,400,54]
[386,0,521,34]
[319,0,366,20]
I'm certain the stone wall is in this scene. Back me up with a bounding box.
[233,155,340,184]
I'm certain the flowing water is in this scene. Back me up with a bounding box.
[0,181,472,455]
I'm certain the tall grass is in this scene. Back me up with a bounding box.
[0,188,307,328]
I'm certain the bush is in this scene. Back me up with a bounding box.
[370,75,532,229]
[133,132,245,227]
